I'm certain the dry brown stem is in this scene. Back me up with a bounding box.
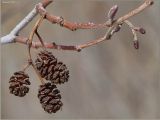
[28,15,46,84]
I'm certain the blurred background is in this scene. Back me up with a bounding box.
[1,0,160,119]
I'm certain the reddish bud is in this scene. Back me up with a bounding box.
[139,28,146,34]
[149,1,154,5]
[133,41,139,49]
[77,48,81,52]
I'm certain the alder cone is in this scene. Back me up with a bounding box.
[9,71,30,97]
[38,82,63,113]
[35,50,69,84]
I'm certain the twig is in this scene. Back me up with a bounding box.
[124,20,139,49]
[124,20,146,49]
[14,26,114,52]
[28,14,46,59]
[28,15,46,84]
[1,0,53,44]
[76,26,114,51]
[22,62,31,72]
[36,0,153,31]
[115,0,153,25]
[31,63,45,84]
[36,3,109,31]
[35,31,46,49]
[124,20,138,41]
[15,36,79,51]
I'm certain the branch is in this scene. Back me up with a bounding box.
[36,3,108,31]
[28,14,46,59]
[1,0,53,44]
[30,0,153,51]
[125,20,139,49]
[36,0,153,31]
[15,36,78,51]
[124,20,146,49]
[116,0,153,24]
[1,0,153,51]
[14,26,115,52]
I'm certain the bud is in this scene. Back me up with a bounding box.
[107,5,118,20]
[139,28,146,34]
[149,1,154,5]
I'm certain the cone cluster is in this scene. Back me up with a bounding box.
[9,71,30,97]
[9,50,69,114]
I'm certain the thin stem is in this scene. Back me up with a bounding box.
[35,31,46,49]
[27,15,46,84]
[36,0,153,31]
[124,20,139,49]
[22,62,31,72]
[28,14,46,59]
[36,3,111,31]
[115,0,153,25]
[124,20,138,41]
[31,63,45,84]
[76,26,114,50]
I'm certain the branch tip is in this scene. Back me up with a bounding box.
[107,5,118,24]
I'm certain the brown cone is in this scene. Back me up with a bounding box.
[9,71,30,97]
[38,82,63,113]
[35,50,69,84]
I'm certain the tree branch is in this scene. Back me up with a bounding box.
[14,26,117,52]
[15,36,78,51]
[1,0,153,51]
[116,0,153,24]
[36,0,153,31]
[1,0,53,44]
[36,3,109,31]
